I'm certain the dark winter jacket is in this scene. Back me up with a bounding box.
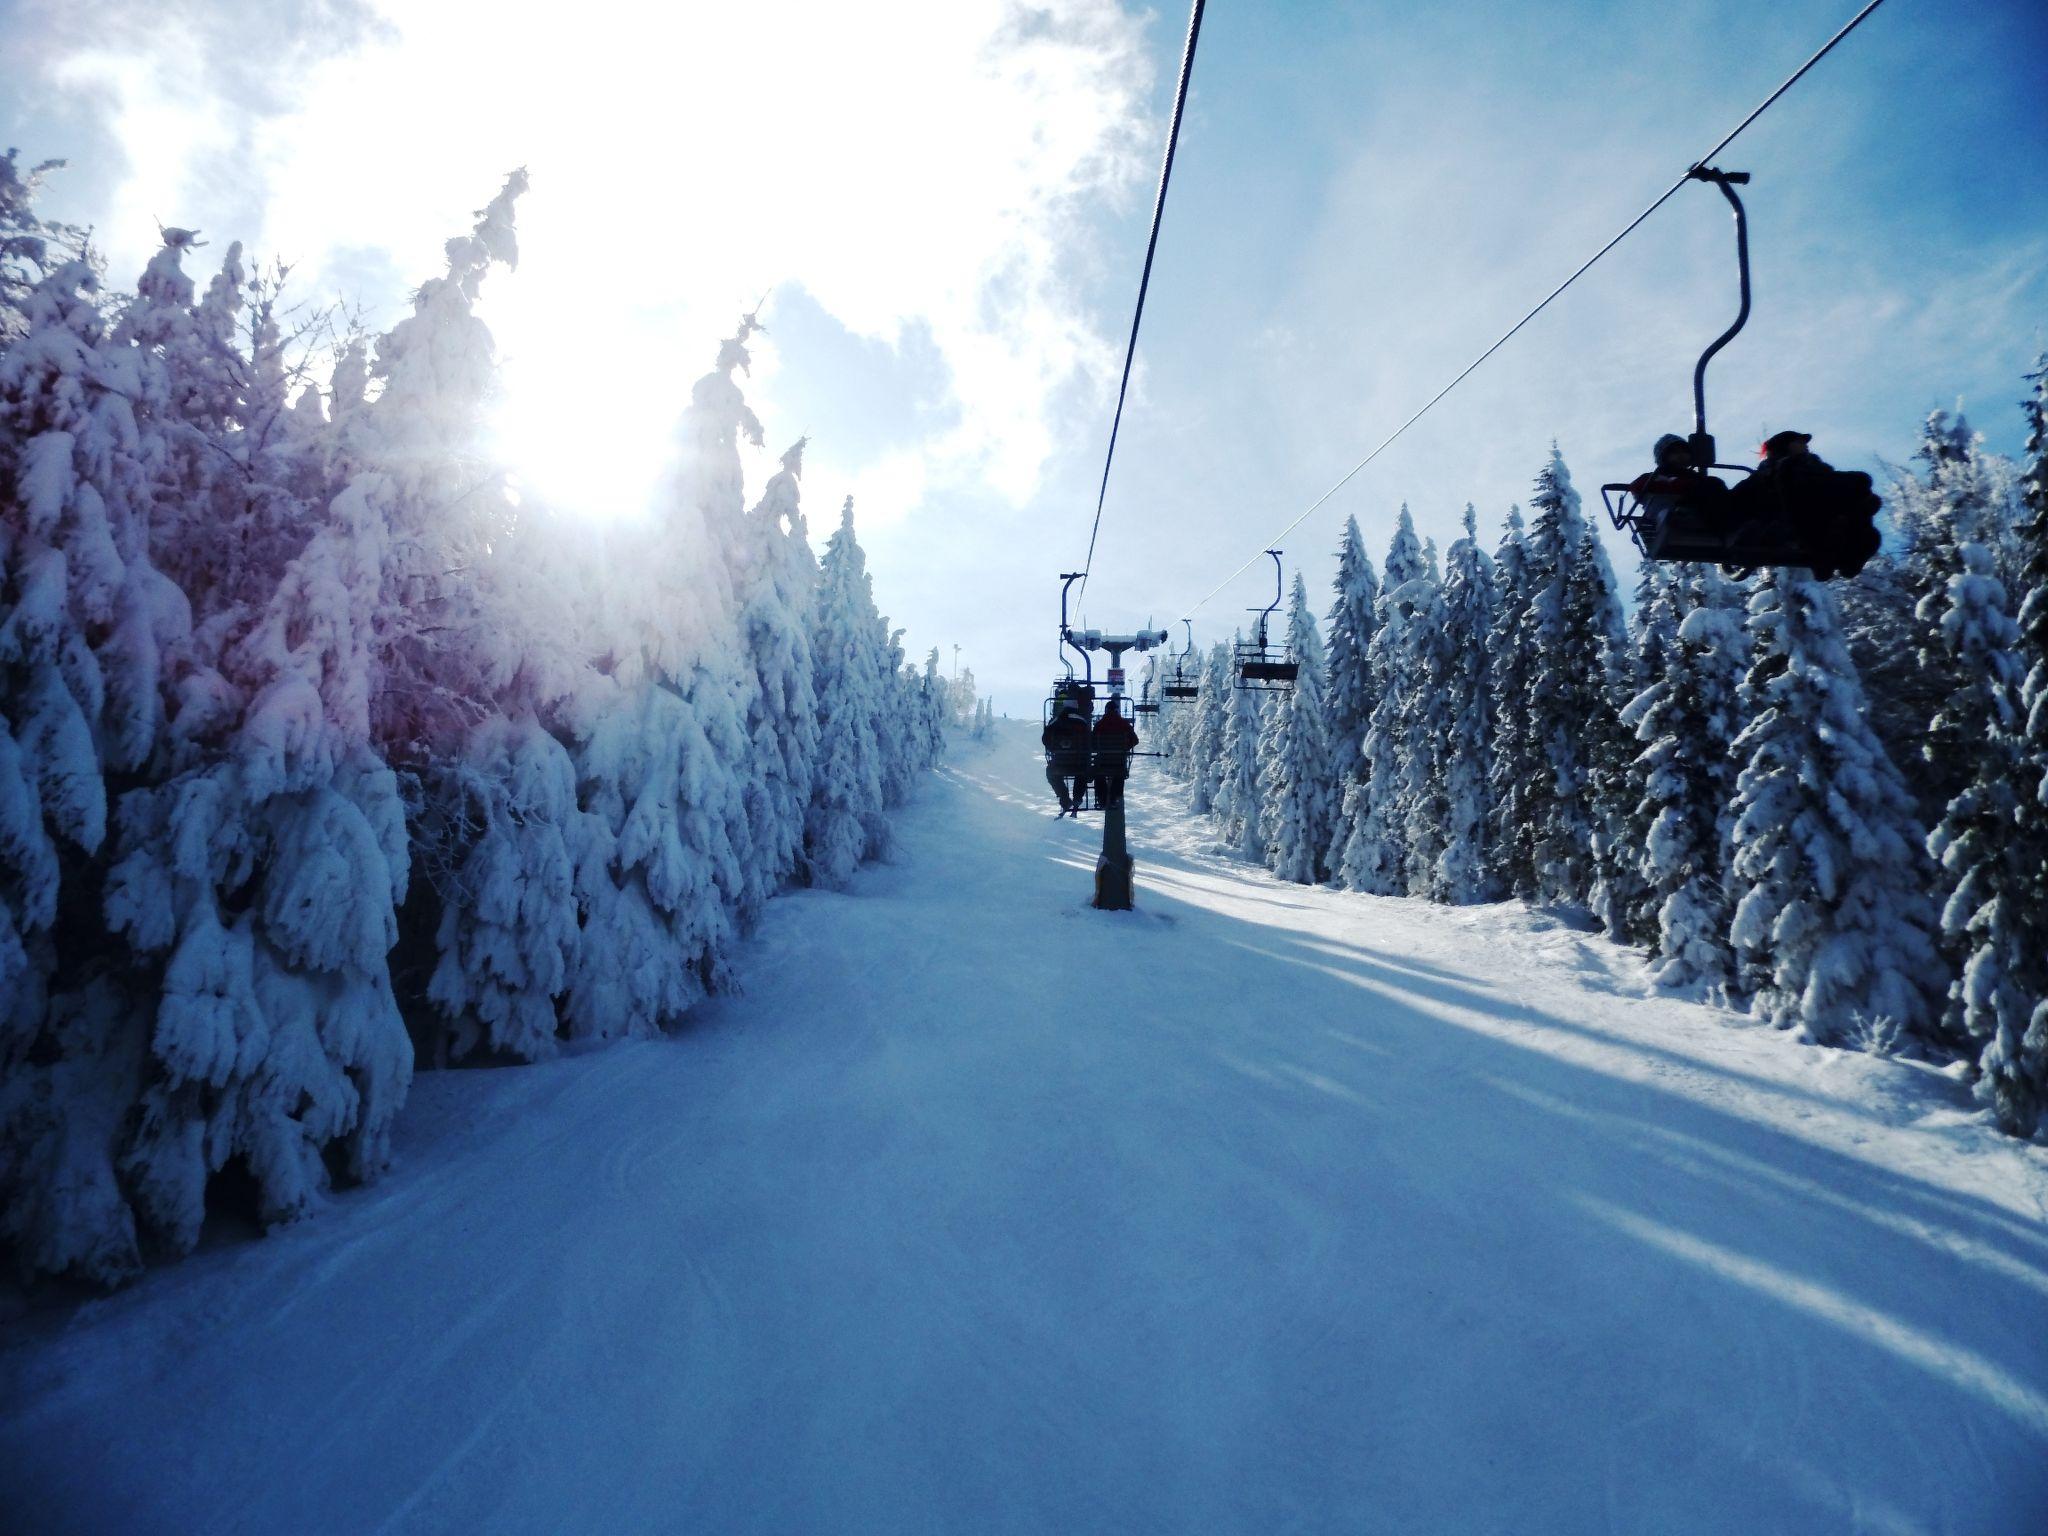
[1043,713,1090,767]
[1091,712,1139,758]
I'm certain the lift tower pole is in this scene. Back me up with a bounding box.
[1068,626,1168,910]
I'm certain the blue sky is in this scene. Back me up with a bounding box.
[6,0,2043,710]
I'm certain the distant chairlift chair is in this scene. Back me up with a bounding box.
[1234,550,1299,691]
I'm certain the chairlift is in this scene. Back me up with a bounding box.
[1041,573,1167,815]
[1234,550,1299,690]
[1600,167,1880,580]
[1161,619,1201,701]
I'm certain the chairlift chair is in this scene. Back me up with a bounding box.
[1042,572,1159,815]
[1234,550,1299,690]
[1600,168,1881,579]
[1161,619,1201,700]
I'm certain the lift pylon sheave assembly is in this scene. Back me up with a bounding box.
[1599,167,1881,579]
[1234,551,1299,690]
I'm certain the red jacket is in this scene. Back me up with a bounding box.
[1092,713,1139,753]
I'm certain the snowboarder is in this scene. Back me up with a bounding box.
[1091,697,1140,809]
[1043,703,1090,816]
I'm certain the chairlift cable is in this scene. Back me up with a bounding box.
[1077,0,1208,608]
[1174,0,1892,623]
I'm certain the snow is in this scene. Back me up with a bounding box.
[5,719,2045,1534]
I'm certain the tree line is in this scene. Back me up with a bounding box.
[0,156,974,1287]
[1160,398,2048,1137]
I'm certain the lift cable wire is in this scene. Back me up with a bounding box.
[1077,0,1208,608]
[1174,0,1891,624]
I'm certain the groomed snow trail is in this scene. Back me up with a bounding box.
[5,721,2048,1535]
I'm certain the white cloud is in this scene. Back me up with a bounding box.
[35,0,1155,527]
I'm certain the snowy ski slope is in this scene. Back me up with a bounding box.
[3,720,2046,1534]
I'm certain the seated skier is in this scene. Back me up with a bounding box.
[1732,430,1882,580]
[1090,697,1140,809]
[1042,702,1090,816]
[1627,433,1730,552]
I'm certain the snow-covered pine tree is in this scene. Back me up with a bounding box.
[1321,518,1380,864]
[1258,573,1335,883]
[740,438,821,890]
[670,317,773,933]
[1430,506,1498,903]
[806,497,890,887]
[922,648,947,765]
[1187,641,1232,815]
[878,624,922,808]
[1395,538,1450,898]
[1484,505,1538,896]
[1905,413,2008,821]
[1621,567,1747,997]
[1336,506,1426,893]
[1955,361,2048,1132]
[1727,568,1941,1047]
[328,172,608,1066]
[1844,412,1990,822]
[1214,644,1268,861]
[1915,407,2030,1033]
[103,461,416,1261]
[1513,449,1622,909]
[0,240,200,1282]
[1589,556,1670,945]
[0,151,88,347]
[951,665,978,729]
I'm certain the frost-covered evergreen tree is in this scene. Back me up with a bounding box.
[1187,641,1232,815]
[877,625,924,809]
[1727,569,1941,1047]
[1323,514,1380,781]
[423,715,578,1062]
[332,172,606,1065]
[1955,362,2048,1131]
[1621,568,1747,997]
[1590,560,1674,946]
[1512,450,1622,909]
[1258,574,1334,883]
[1430,506,1497,903]
[1905,414,2006,820]
[0,241,196,1281]
[106,463,415,1261]
[1581,521,1646,941]
[807,497,889,887]
[740,439,821,889]
[1395,538,1449,898]
[1917,406,2030,1054]
[670,317,773,935]
[921,648,947,764]
[1484,506,1538,897]
[1844,413,1990,820]
[0,151,88,347]
[1213,647,1267,861]
[1336,507,1427,892]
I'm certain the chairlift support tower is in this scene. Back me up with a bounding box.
[1050,574,1168,911]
